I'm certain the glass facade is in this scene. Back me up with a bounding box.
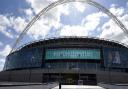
[45,62,100,70]
[3,46,128,71]
[103,47,128,68]
[45,48,101,60]
[4,47,43,70]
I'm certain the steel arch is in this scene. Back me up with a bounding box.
[10,0,128,54]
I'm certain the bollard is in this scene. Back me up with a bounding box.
[59,83,61,89]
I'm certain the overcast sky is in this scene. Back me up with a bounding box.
[0,0,128,71]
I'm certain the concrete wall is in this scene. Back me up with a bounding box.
[97,71,128,83]
[0,71,10,81]
[30,69,43,82]
[10,70,30,82]
[0,69,128,84]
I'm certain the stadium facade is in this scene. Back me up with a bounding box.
[1,37,128,85]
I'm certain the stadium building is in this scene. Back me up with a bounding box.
[1,37,128,85]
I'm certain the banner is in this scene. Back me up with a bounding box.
[45,48,101,60]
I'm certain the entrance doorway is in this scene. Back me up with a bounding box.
[61,74,79,85]
[43,73,97,85]
[80,74,97,85]
[61,74,97,85]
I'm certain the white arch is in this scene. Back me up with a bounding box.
[10,0,128,54]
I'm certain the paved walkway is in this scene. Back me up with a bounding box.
[52,85,105,89]
[0,82,105,89]
[0,82,57,89]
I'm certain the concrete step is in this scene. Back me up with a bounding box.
[52,85,105,89]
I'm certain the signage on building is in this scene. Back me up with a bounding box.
[45,48,101,60]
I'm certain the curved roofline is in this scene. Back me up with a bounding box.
[10,0,128,54]
[13,36,128,53]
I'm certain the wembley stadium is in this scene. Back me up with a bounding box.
[0,37,128,85]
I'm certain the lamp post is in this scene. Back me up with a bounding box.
[59,82,61,89]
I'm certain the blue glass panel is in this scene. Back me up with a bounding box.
[4,47,43,70]
[103,47,128,68]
